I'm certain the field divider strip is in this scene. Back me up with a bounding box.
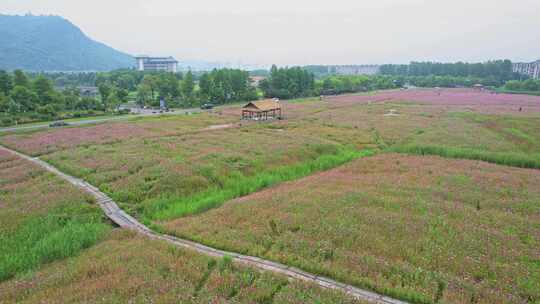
[0,144,408,304]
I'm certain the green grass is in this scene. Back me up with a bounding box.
[144,147,374,221]
[0,230,364,304]
[389,144,540,169]
[165,153,540,303]
[0,204,110,281]
[495,88,540,96]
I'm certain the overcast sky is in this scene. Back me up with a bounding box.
[3,0,540,66]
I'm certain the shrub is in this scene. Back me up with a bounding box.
[0,117,14,126]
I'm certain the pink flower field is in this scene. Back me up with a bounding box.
[327,88,540,114]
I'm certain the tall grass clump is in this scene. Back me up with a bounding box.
[389,144,540,169]
[145,148,374,221]
[0,204,110,281]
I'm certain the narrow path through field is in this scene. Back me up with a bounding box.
[0,144,407,304]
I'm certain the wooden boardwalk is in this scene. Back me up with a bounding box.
[1,145,408,304]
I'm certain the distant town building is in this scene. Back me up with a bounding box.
[249,76,266,87]
[513,60,540,79]
[135,56,178,73]
[332,65,380,76]
[79,86,99,98]
[55,86,99,98]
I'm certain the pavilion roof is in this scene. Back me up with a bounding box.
[243,99,281,112]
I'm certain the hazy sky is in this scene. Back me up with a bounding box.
[3,0,540,66]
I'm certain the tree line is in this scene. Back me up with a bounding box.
[2,63,536,127]
[0,70,113,126]
[503,79,540,93]
[259,65,315,99]
[380,60,519,84]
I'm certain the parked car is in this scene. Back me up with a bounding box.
[49,121,69,128]
[200,103,214,110]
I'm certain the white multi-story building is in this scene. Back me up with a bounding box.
[135,56,178,73]
[513,60,540,79]
[329,65,380,76]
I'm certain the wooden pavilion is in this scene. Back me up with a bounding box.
[242,99,282,120]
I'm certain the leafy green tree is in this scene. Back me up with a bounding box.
[117,74,136,91]
[116,88,129,103]
[10,86,38,112]
[62,86,81,110]
[261,65,315,99]
[7,99,20,114]
[136,83,152,106]
[198,73,212,100]
[0,70,12,95]
[157,73,180,99]
[13,70,29,87]
[504,80,522,91]
[75,97,102,111]
[522,79,539,91]
[142,75,159,101]
[37,103,60,118]
[33,75,56,105]
[106,90,121,110]
[98,83,112,102]
[180,71,195,104]
[0,93,10,112]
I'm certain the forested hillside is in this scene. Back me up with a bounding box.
[0,14,134,71]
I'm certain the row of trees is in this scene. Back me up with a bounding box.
[380,60,518,84]
[0,70,109,120]
[504,79,540,92]
[319,75,396,95]
[259,65,315,99]
[199,69,257,105]
[83,68,258,108]
[395,75,505,88]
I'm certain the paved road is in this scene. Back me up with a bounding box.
[0,108,201,133]
[0,144,408,304]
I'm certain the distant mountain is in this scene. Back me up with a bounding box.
[0,14,134,71]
